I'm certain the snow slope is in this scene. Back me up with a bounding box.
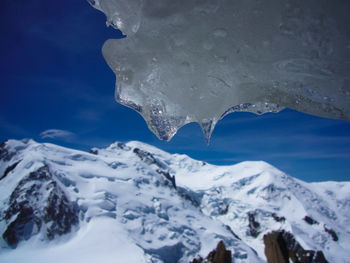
[0,139,349,262]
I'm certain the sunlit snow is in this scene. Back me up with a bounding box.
[1,139,349,262]
[89,0,350,142]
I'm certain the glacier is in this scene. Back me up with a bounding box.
[1,139,350,262]
[88,0,350,142]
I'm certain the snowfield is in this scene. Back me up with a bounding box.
[0,139,349,262]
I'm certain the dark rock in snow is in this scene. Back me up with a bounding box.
[190,256,204,263]
[224,225,241,240]
[89,148,98,155]
[115,142,129,150]
[3,206,41,247]
[272,213,285,223]
[218,201,229,215]
[303,216,319,225]
[177,187,202,207]
[133,147,166,169]
[1,166,79,247]
[0,160,21,180]
[133,147,177,189]
[0,141,16,162]
[324,226,338,242]
[264,230,328,263]
[156,169,176,189]
[190,240,232,263]
[247,212,260,237]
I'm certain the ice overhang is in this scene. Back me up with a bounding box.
[88,0,350,142]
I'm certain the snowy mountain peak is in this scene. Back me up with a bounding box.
[0,139,349,263]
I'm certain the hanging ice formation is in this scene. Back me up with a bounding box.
[88,0,350,142]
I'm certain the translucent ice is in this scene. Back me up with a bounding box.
[89,0,350,142]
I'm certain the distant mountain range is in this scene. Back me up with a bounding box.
[0,139,349,262]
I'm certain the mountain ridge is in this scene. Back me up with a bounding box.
[0,139,349,262]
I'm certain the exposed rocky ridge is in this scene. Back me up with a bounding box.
[0,141,16,162]
[247,212,261,238]
[303,216,319,225]
[190,240,232,263]
[0,160,21,181]
[263,230,328,263]
[323,226,338,242]
[133,147,177,189]
[271,213,285,223]
[1,165,78,247]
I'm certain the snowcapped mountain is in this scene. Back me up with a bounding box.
[0,139,349,263]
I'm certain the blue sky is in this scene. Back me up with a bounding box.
[1,0,350,182]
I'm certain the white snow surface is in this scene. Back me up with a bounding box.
[0,139,350,262]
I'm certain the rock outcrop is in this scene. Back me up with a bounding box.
[247,212,260,237]
[1,166,79,247]
[303,216,319,225]
[190,240,232,263]
[271,213,285,223]
[264,230,328,263]
[323,226,338,242]
[0,140,16,161]
[0,160,21,180]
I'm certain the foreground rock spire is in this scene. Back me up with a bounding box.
[190,240,232,263]
[264,231,328,263]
